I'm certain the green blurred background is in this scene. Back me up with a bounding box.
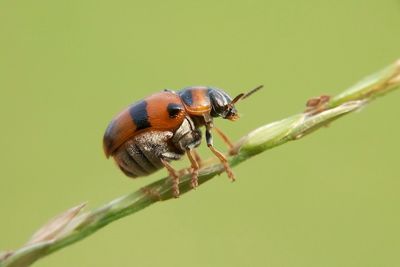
[1,1,399,266]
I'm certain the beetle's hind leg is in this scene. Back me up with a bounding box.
[186,149,200,188]
[190,149,203,167]
[159,150,183,197]
[160,158,181,197]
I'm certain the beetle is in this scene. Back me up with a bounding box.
[103,85,262,197]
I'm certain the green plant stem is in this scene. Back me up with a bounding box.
[1,60,399,267]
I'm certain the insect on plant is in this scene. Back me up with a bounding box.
[103,85,263,197]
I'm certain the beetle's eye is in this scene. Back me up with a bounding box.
[222,106,232,117]
[222,105,239,121]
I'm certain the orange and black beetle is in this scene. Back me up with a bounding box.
[103,85,262,197]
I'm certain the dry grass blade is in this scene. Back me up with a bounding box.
[26,203,87,246]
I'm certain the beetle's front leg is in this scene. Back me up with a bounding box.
[214,126,235,153]
[204,122,235,181]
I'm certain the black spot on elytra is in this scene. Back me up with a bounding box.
[129,101,151,130]
[167,103,183,118]
[103,119,118,155]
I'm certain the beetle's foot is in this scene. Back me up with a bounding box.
[172,181,180,198]
[217,155,235,181]
[169,172,180,198]
[165,172,180,198]
[164,174,180,198]
[207,144,236,182]
[190,169,199,189]
[223,163,236,182]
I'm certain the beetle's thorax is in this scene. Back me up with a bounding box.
[178,86,238,120]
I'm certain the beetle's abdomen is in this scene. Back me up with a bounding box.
[112,116,202,178]
[113,131,182,178]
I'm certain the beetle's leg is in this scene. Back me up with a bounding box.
[205,124,235,181]
[186,149,200,188]
[192,149,203,167]
[214,127,234,151]
[160,158,180,197]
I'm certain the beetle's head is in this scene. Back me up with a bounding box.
[209,89,239,121]
[209,85,263,121]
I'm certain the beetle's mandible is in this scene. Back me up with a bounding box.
[103,85,263,197]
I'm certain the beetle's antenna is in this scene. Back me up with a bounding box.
[242,85,264,100]
[231,85,264,105]
[230,93,245,105]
